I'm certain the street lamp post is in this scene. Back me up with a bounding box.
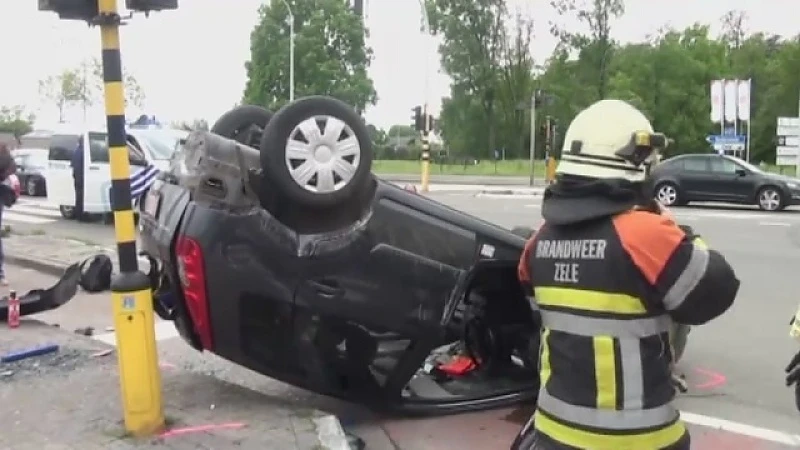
[281,0,295,101]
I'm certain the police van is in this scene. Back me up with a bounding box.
[44,124,188,219]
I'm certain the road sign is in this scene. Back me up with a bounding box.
[706,134,746,145]
[776,146,799,166]
[707,134,746,152]
[777,117,800,136]
[777,136,800,147]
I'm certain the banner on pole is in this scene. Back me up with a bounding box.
[723,80,738,123]
[710,80,723,123]
[737,79,751,122]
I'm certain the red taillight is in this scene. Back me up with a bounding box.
[175,236,213,350]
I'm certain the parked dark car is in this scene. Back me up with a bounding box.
[13,149,48,196]
[650,153,800,211]
[135,98,544,415]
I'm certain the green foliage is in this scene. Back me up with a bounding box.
[432,4,800,165]
[38,60,145,122]
[243,0,376,113]
[0,105,35,139]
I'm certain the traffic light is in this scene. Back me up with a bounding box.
[38,0,96,20]
[125,0,178,12]
[412,106,423,131]
[425,115,435,133]
[39,0,177,20]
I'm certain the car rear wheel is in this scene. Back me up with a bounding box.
[210,105,273,148]
[655,182,680,206]
[758,186,785,211]
[59,205,76,220]
[25,177,39,197]
[260,96,373,209]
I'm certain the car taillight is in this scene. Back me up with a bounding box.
[175,235,213,350]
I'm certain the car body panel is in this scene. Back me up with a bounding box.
[652,154,800,207]
[138,171,538,414]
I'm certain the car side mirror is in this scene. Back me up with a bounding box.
[735,169,747,177]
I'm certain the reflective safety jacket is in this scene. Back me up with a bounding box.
[518,210,739,450]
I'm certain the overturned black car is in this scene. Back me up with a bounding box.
[138,97,542,414]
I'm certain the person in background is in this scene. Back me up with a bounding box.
[0,142,17,286]
[70,138,85,221]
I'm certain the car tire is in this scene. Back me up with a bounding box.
[654,181,681,207]
[757,186,785,212]
[260,96,374,210]
[24,177,36,196]
[59,205,76,220]
[210,105,273,148]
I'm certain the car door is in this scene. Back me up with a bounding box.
[709,157,756,202]
[85,132,150,212]
[45,134,80,208]
[676,156,714,199]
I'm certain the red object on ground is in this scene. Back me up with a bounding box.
[7,290,19,328]
[438,356,476,376]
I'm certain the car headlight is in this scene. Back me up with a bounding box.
[788,182,798,189]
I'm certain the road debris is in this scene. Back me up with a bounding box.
[74,326,94,336]
[1,344,59,363]
[91,349,113,358]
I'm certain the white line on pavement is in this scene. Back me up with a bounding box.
[681,411,800,446]
[92,321,179,346]
[759,221,791,227]
[2,211,59,224]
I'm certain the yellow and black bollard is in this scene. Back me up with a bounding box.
[98,0,164,436]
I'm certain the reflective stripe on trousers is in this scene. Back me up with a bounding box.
[540,310,672,413]
[534,409,686,450]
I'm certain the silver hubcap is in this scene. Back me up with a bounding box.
[657,185,677,205]
[284,115,361,194]
[760,189,781,210]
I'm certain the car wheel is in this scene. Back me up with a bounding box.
[210,105,273,148]
[260,96,374,209]
[59,205,76,220]
[25,177,38,197]
[655,182,680,206]
[758,186,785,211]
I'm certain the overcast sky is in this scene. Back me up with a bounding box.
[0,0,795,130]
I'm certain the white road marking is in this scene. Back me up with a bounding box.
[4,198,62,225]
[681,411,800,446]
[759,221,791,227]
[92,320,179,346]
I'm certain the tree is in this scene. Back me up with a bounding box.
[426,0,508,157]
[549,0,625,100]
[0,106,35,139]
[88,58,146,108]
[38,69,90,122]
[242,0,376,113]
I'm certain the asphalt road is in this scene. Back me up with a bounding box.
[7,193,800,447]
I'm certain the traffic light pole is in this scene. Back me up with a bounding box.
[97,0,164,436]
[420,104,431,192]
[529,93,537,187]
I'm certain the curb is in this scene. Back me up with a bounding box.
[314,415,352,450]
[5,253,67,277]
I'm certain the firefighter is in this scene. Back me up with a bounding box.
[512,99,740,449]
[784,309,800,412]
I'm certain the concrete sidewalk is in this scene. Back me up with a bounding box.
[0,320,349,449]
